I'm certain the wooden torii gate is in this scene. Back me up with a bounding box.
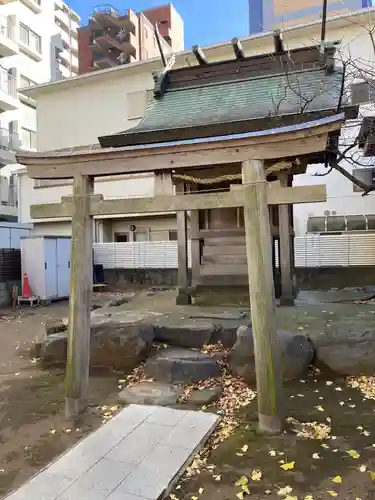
[17,114,343,432]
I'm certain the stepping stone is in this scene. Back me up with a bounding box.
[187,385,223,406]
[118,382,183,406]
[154,322,217,348]
[145,347,221,384]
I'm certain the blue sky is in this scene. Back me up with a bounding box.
[68,0,250,48]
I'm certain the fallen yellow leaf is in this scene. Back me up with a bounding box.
[198,488,204,494]
[251,469,262,481]
[321,443,329,449]
[241,444,249,453]
[305,496,314,500]
[236,493,245,500]
[315,406,324,412]
[347,449,360,459]
[284,497,298,500]
[235,476,248,487]
[191,497,198,500]
[277,486,293,496]
[312,453,320,460]
[370,471,375,480]
[359,465,367,472]
[269,449,277,456]
[281,461,295,471]
[327,491,338,497]
[331,476,342,484]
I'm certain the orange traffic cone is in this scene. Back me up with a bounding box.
[22,272,32,298]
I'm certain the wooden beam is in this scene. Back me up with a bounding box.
[273,29,284,53]
[278,173,294,306]
[30,184,327,220]
[175,182,191,305]
[65,175,93,419]
[242,159,282,433]
[192,45,208,65]
[18,118,343,179]
[232,37,245,60]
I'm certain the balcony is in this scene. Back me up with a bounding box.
[0,179,17,221]
[0,70,19,112]
[20,0,42,14]
[0,19,18,57]
[0,128,20,165]
[89,5,137,32]
[93,30,137,56]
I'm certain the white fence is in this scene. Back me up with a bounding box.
[93,233,375,269]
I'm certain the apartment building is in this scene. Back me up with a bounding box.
[15,8,375,240]
[0,0,79,219]
[78,3,184,74]
[250,0,373,33]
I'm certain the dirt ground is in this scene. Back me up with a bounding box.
[0,300,120,498]
[0,290,374,499]
[172,375,375,500]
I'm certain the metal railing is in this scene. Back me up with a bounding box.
[0,21,14,42]
[0,68,16,98]
[0,128,20,152]
[92,5,128,17]
[93,233,375,270]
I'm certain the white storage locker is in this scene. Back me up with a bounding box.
[21,236,71,301]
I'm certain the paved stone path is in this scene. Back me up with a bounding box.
[5,405,219,500]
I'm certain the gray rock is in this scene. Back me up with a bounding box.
[90,314,155,371]
[187,386,222,406]
[313,328,375,376]
[154,322,218,348]
[229,326,314,385]
[41,331,68,365]
[118,382,183,406]
[145,347,221,384]
[40,312,155,371]
[45,318,68,336]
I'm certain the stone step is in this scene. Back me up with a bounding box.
[203,254,248,265]
[203,245,246,256]
[198,274,249,287]
[204,236,246,246]
[200,264,248,276]
[144,347,221,384]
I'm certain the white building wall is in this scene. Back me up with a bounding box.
[16,10,375,235]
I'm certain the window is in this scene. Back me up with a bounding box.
[21,127,37,150]
[19,23,41,54]
[114,233,129,242]
[169,230,177,241]
[133,231,148,242]
[19,74,37,88]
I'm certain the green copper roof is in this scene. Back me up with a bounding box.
[100,67,353,148]
[143,69,344,130]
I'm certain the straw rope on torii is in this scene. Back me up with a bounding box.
[172,160,298,185]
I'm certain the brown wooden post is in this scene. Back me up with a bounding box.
[278,172,294,306]
[242,159,283,434]
[65,174,94,419]
[189,183,201,287]
[176,182,191,305]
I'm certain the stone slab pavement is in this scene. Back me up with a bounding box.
[4,405,220,500]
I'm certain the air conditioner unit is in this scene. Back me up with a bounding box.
[351,80,375,105]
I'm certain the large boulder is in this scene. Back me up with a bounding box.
[145,347,221,384]
[312,328,375,376]
[90,314,154,370]
[229,326,314,385]
[40,312,155,371]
